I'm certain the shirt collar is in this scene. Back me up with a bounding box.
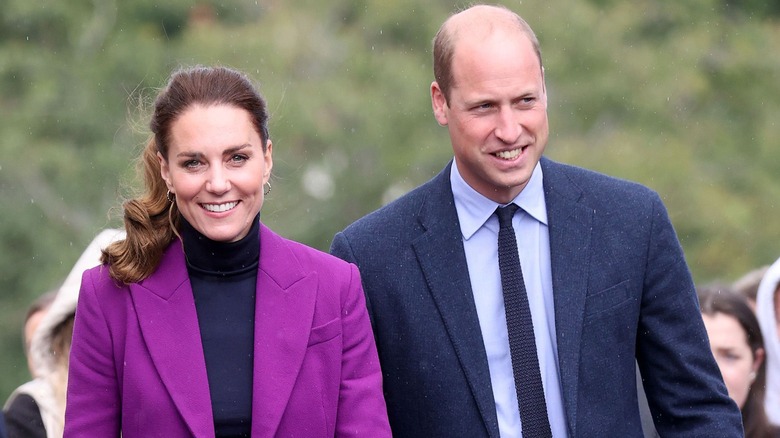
[451,159,548,240]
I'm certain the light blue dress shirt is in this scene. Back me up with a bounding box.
[451,160,568,437]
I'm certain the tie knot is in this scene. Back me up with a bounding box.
[496,204,520,228]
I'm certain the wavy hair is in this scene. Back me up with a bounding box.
[103,66,270,284]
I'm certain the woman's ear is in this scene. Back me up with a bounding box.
[752,347,765,376]
[158,151,173,191]
[263,140,273,182]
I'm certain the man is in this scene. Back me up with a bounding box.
[330,4,743,437]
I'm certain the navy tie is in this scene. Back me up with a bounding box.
[496,204,552,438]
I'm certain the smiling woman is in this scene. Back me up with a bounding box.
[160,104,272,243]
[697,284,780,438]
[62,66,391,438]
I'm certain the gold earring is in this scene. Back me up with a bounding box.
[264,181,271,196]
[166,190,175,203]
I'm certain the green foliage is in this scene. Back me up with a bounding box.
[1,0,779,399]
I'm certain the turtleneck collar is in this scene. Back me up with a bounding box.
[180,213,260,276]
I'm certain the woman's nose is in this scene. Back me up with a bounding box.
[206,167,230,194]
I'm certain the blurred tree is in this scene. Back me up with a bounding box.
[1,0,779,401]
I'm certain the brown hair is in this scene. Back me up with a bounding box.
[23,289,56,350]
[103,66,270,284]
[432,4,543,102]
[698,284,776,438]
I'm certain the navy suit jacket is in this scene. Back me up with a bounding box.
[0,410,8,438]
[330,157,743,437]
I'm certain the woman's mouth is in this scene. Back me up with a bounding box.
[201,201,238,213]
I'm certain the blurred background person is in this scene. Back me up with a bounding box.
[734,266,770,313]
[0,411,8,438]
[64,66,389,437]
[22,291,56,378]
[3,229,123,438]
[757,258,780,427]
[698,283,780,437]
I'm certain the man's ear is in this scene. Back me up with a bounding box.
[431,81,449,126]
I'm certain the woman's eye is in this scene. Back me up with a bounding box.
[183,160,201,169]
[230,154,248,163]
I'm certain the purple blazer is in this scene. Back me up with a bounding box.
[64,224,391,437]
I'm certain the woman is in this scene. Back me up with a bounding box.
[64,66,390,437]
[698,284,780,438]
[4,229,123,438]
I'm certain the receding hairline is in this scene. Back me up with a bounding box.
[433,4,543,100]
[445,5,523,32]
[442,5,539,56]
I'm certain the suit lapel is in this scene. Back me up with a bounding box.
[130,241,214,438]
[541,158,594,437]
[413,164,501,438]
[251,225,317,437]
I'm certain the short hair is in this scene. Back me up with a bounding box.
[432,4,543,102]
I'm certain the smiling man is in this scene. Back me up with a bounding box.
[331,4,743,437]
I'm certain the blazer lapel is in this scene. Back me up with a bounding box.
[251,225,317,437]
[412,164,501,438]
[541,158,594,437]
[130,241,214,438]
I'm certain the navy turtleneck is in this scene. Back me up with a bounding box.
[181,214,260,438]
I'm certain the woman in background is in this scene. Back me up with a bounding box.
[698,284,780,438]
[64,66,390,437]
[4,229,123,438]
[22,290,56,378]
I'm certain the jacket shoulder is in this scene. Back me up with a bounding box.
[542,158,662,210]
[272,231,357,277]
[340,169,444,238]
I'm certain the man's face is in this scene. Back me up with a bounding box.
[432,29,548,204]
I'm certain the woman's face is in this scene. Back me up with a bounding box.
[702,312,762,409]
[160,104,272,242]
